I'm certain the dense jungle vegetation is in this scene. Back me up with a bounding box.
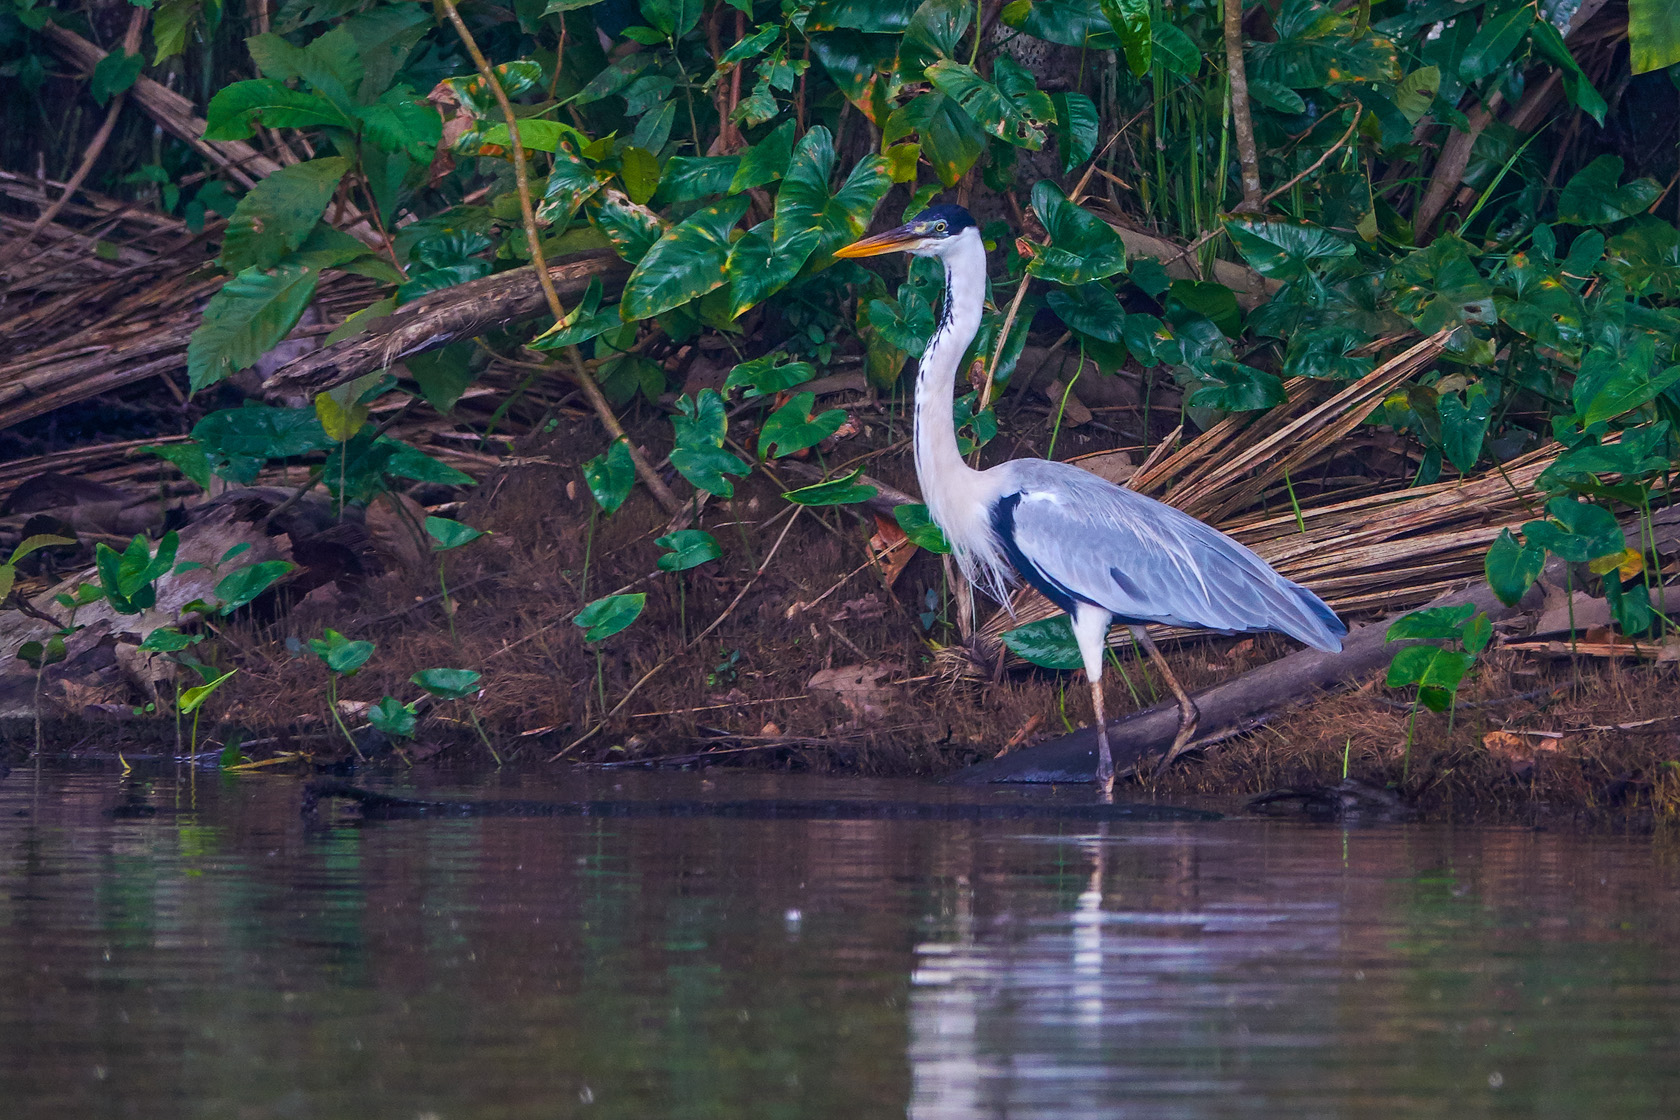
[0,0,1678,807]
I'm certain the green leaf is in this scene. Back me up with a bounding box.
[1045,282,1124,342]
[425,516,486,551]
[925,59,1047,150]
[774,127,892,263]
[1149,20,1200,78]
[1026,180,1126,285]
[204,79,354,140]
[729,119,796,192]
[654,154,738,204]
[757,391,847,458]
[574,593,646,642]
[783,469,878,506]
[193,404,334,467]
[179,669,237,716]
[1099,0,1151,77]
[8,533,76,566]
[724,222,823,318]
[215,560,296,613]
[893,503,950,553]
[642,0,703,37]
[1185,360,1285,412]
[723,352,816,398]
[589,190,667,263]
[368,695,418,738]
[672,441,751,498]
[1482,528,1542,609]
[1248,79,1307,114]
[145,441,214,491]
[620,195,750,320]
[1393,65,1441,123]
[584,439,636,513]
[187,263,322,391]
[1385,644,1474,712]
[538,148,606,225]
[1049,91,1098,172]
[1557,156,1663,226]
[90,49,143,105]
[1582,362,1680,428]
[411,667,482,699]
[655,529,723,571]
[720,22,779,64]
[406,340,478,413]
[1459,5,1533,85]
[1001,615,1084,670]
[138,627,204,653]
[356,88,442,158]
[1386,603,1475,643]
[1439,385,1490,474]
[1529,22,1606,125]
[309,628,376,675]
[314,372,377,444]
[619,145,662,205]
[1224,216,1355,283]
[884,91,985,187]
[1629,0,1680,74]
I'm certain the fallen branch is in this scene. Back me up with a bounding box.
[955,506,1680,784]
[262,251,628,397]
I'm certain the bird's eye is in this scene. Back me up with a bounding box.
[933,220,948,234]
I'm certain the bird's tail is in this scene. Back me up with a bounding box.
[1288,584,1347,653]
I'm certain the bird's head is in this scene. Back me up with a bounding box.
[834,203,979,261]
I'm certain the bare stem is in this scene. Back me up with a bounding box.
[1223,0,1263,213]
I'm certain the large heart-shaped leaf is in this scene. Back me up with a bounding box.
[723,353,816,398]
[724,222,822,318]
[1045,282,1125,342]
[584,438,635,513]
[773,127,892,264]
[1224,216,1355,283]
[411,667,483,698]
[1484,528,1544,607]
[1026,180,1126,285]
[621,194,750,320]
[783,469,878,506]
[758,391,847,458]
[884,91,986,187]
[1557,156,1663,227]
[925,59,1047,150]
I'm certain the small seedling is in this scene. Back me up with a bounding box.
[1385,604,1492,778]
[308,629,376,755]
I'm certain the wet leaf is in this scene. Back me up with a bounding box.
[925,58,1047,150]
[729,119,797,192]
[1099,0,1151,77]
[573,594,646,642]
[655,154,738,204]
[884,91,985,187]
[774,127,892,263]
[725,221,822,318]
[1049,91,1098,172]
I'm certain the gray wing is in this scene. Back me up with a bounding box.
[997,459,1345,651]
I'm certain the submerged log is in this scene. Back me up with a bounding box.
[956,506,1680,784]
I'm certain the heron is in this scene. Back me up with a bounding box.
[834,204,1346,794]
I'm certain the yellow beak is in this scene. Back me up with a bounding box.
[832,224,922,258]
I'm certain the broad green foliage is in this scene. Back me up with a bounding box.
[310,629,376,675]
[411,667,483,698]
[655,529,722,571]
[574,594,646,642]
[1385,604,1491,714]
[1002,615,1084,670]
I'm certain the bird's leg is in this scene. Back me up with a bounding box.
[1091,673,1113,800]
[1133,627,1199,773]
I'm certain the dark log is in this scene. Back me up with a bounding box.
[956,506,1680,784]
[262,251,629,399]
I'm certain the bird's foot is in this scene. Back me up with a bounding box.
[1094,728,1115,800]
[1153,706,1201,776]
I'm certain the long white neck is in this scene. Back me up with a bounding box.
[913,227,987,506]
[912,227,1013,601]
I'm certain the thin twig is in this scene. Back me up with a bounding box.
[1259,108,1362,208]
[20,8,147,246]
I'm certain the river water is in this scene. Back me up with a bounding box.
[2,765,1678,1119]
